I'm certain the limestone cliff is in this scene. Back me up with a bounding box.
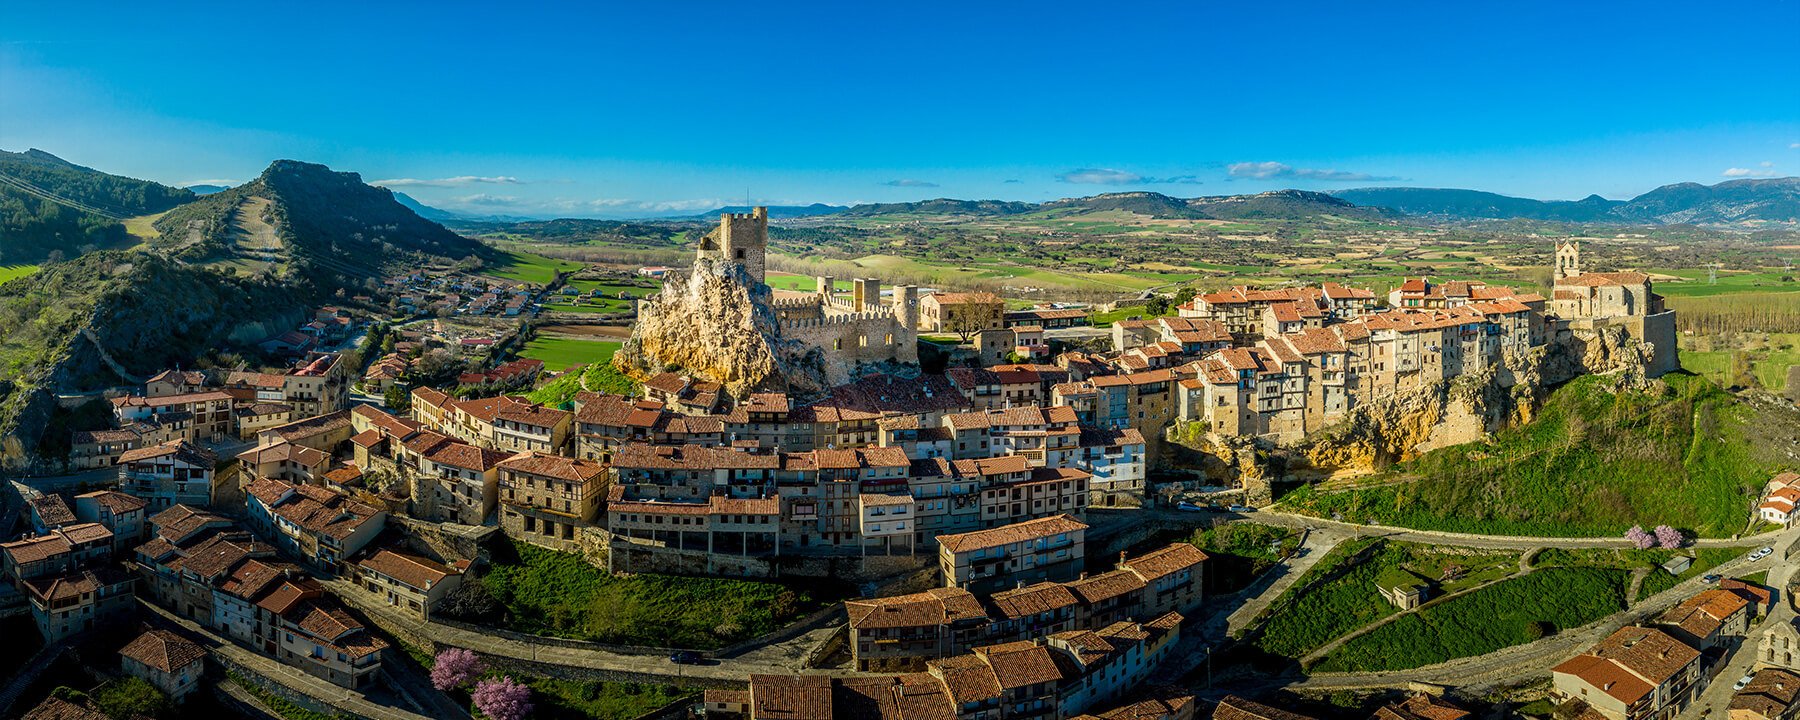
[615,259,833,397]
[1168,321,1666,498]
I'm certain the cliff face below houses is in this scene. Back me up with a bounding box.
[1170,323,1662,503]
[614,258,835,398]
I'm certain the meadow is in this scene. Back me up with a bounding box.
[486,250,583,285]
[0,264,41,284]
[481,539,844,649]
[519,337,619,371]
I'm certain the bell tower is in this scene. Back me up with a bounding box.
[1554,242,1581,281]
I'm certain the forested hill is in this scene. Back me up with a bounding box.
[0,148,196,263]
[1335,178,1800,225]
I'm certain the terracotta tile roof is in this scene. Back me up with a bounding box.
[930,654,1003,703]
[262,410,353,442]
[847,587,987,630]
[975,641,1066,689]
[814,446,910,470]
[425,441,512,472]
[118,439,215,466]
[1370,694,1471,720]
[1067,569,1145,604]
[2,533,72,565]
[235,402,294,417]
[29,494,76,526]
[750,674,835,720]
[1554,626,1698,705]
[170,533,255,579]
[118,629,206,673]
[1121,543,1208,582]
[498,451,605,483]
[71,427,143,445]
[237,440,330,469]
[1561,272,1650,287]
[25,567,132,604]
[19,696,111,720]
[1730,669,1800,718]
[1659,587,1750,638]
[938,514,1088,554]
[76,490,147,515]
[711,496,780,515]
[1214,695,1323,720]
[245,477,296,508]
[988,582,1079,619]
[357,548,460,591]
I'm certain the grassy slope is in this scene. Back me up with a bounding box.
[1278,373,1786,538]
[1311,567,1631,672]
[482,539,842,649]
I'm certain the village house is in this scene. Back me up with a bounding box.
[1552,625,1703,720]
[497,452,608,552]
[348,547,468,620]
[939,514,1088,595]
[118,629,206,701]
[73,490,150,553]
[1728,669,1800,720]
[245,478,387,569]
[25,568,137,643]
[116,440,216,510]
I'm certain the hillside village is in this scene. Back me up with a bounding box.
[4,206,1797,720]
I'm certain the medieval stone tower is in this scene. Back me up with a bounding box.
[698,207,768,284]
[1554,241,1581,281]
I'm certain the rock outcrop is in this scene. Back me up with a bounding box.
[615,259,834,397]
[1169,321,1666,493]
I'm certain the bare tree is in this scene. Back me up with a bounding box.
[944,292,1004,343]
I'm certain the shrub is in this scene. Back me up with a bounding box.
[1625,526,1655,550]
[473,676,533,720]
[431,648,484,691]
[1654,525,1683,549]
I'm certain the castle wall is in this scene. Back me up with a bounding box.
[781,312,919,365]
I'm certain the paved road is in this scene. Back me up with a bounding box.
[319,576,835,685]
[1148,528,1349,684]
[1245,508,1789,550]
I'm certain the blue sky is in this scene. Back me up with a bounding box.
[4,1,1797,219]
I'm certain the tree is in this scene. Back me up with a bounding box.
[385,384,412,413]
[382,333,397,355]
[440,577,502,619]
[1142,296,1171,317]
[472,676,533,720]
[92,677,173,719]
[431,648,484,691]
[943,292,1004,343]
[1654,525,1683,549]
[1625,525,1655,549]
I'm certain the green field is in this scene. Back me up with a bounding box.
[0,264,41,284]
[488,251,582,285]
[524,677,697,720]
[1254,540,1517,660]
[1649,269,1800,298]
[1277,373,1781,538]
[764,272,855,293]
[1311,567,1632,672]
[519,337,619,371]
[483,539,845,649]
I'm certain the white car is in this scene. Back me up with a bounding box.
[1736,673,1756,690]
[1750,547,1774,561]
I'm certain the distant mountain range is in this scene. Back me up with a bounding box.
[1335,178,1800,225]
[186,184,227,195]
[832,190,1399,222]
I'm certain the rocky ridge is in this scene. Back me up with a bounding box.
[614,258,834,397]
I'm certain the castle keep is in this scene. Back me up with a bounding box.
[616,207,921,397]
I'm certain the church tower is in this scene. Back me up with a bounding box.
[1554,242,1581,281]
[697,207,768,284]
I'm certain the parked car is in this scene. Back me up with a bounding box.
[1702,574,1723,584]
[1176,502,1208,513]
[669,651,701,665]
[1751,547,1775,560]
[1226,505,1256,513]
[1736,673,1757,690]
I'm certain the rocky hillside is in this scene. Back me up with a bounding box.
[154,160,493,289]
[0,251,302,464]
[615,258,835,397]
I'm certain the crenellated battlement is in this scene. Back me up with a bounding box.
[771,296,824,309]
[781,311,899,329]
